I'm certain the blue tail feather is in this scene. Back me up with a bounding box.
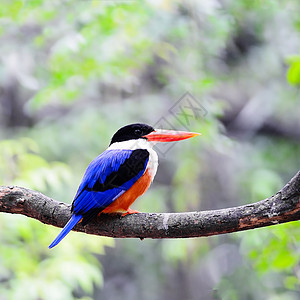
[49,214,82,249]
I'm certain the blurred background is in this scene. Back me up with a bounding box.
[1,0,300,299]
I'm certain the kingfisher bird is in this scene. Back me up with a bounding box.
[49,123,200,248]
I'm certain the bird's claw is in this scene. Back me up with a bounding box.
[122,209,140,217]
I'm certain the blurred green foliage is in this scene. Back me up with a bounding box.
[0,0,300,299]
[287,55,300,85]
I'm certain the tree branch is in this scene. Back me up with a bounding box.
[1,171,300,239]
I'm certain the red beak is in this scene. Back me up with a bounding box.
[142,129,201,142]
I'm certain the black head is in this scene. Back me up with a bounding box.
[110,123,155,145]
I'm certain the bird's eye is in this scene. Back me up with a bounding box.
[134,129,142,136]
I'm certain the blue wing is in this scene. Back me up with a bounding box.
[72,149,149,220]
[49,149,149,249]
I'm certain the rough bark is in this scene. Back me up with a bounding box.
[0,171,300,239]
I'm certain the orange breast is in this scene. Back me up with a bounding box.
[102,169,152,214]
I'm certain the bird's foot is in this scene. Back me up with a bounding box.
[122,209,140,217]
